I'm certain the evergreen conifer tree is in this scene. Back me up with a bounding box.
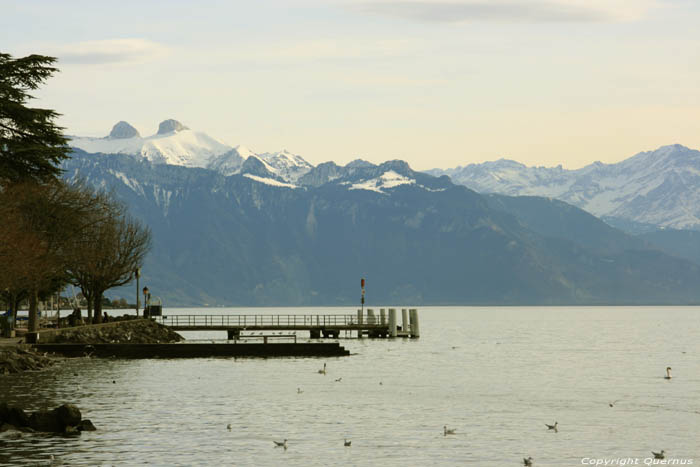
[0,52,69,185]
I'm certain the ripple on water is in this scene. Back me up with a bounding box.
[2,306,700,466]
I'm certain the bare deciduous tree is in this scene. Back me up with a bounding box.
[0,180,113,331]
[66,209,151,324]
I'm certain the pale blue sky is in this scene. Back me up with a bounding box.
[3,0,699,169]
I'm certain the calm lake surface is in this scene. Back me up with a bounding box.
[2,306,699,466]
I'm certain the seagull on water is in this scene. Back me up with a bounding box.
[664,367,672,379]
[335,377,342,382]
[545,421,558,432]
[344,439,351,447]
[274,439,288,449]
[297,387,303,394]
[609,400,621,408]
[318,363,327,375]
[652,450,665,459]
[523,457,534,466]
[227,424,232,430]
[443,425,456,436]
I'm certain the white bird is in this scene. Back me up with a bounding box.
[664,367,672,379]
[443,425,456,436]
[318,363,327,375]
[652,450,665,459]
[545,421,558,432]
[523,456,534,466]
[274,439,288,449]
[344,439,351,447]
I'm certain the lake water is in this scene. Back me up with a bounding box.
[2,306,699,466]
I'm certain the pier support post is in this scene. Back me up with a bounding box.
[227,329,240,340]
[388,308,397,338]
[367,309,375,324]
[409,309,420,338]
[380,309,386,325]
[357,309,363,338]
[309,329,321,339]
[401,309,408,335]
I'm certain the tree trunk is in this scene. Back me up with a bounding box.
[28,289,39,332]
[12,295,20,323]
[94,291,103,324]
[86,295,93,322]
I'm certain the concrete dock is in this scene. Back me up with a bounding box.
[34,342,350,358]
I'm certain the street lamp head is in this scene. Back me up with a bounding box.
[143,286,149,295]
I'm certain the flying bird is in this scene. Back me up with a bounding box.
[274,439,288,449]
[545,421,558,432]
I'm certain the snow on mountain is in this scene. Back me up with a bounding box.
[69,121,316,183]
[349,170,416,193]
[430,144,700,230]
[70,120,231,168]
[258,149,313,182]
[206,145,254,176]
[243,174,299,189]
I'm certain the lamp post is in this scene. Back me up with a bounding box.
[135,268,141,317]
[143,286,150,317]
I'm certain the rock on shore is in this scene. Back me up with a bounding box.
[51,318,184,344]
[0,347,57,375]
[0,402,96,434]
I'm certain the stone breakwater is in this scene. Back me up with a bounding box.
[0,346,57,375]
[0,402,96,434]
[39,318,184,344]
[1,320,183,374]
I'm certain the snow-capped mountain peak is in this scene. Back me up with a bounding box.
[157,119,189,135]
[70,119,231,168]
[258,149,313,182]
[429,144,700,230]
[69,121,317,183]
[109,121,140,139]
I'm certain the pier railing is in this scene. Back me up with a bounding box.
[153,314,377,328]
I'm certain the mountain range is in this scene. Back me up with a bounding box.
[72,121,700,233]
[62,120,700,306]
[427,145,700,232]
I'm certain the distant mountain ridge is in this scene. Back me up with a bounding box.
[428,144,700,231]
[62,149,700,306]
[70,122,700,232]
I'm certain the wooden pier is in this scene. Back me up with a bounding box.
[153,308,420,339]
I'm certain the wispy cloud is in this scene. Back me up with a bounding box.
[231,38,419,62]
[44,38,168,65]
[352,0,658,23]
[196,38,424,66]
